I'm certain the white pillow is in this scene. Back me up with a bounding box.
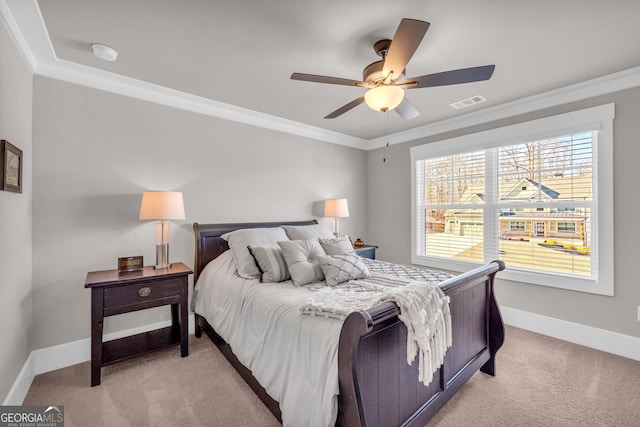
[248,245,290,283]
[319,236,356,255]
[281,224,335,240]
[318,254,371,287]
[221,227,289,279]
[278,239,326,286]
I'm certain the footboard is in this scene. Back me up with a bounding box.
[336,260,505,427]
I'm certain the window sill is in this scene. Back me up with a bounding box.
[412,255,613,296]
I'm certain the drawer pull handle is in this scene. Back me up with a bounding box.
[138,287,152,297]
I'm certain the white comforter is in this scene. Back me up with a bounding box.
[192,251,343,427]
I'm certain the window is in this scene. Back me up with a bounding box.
[557,222,576,232]
[510,221,526,231]
[411,104,614,295]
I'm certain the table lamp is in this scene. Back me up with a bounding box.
[139,191,185,269]
[324,198,349,237]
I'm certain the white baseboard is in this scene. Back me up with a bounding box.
[2,352,35,406]
[5,309,639,405]
[501,306,640,361]
[3,314,195,405]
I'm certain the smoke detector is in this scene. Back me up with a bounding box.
[92,44,118,62]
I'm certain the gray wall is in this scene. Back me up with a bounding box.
[30,77,368,349]
[368,87,640,338]
[0,22,33,400]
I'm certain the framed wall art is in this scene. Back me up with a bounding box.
[1,140,23,193]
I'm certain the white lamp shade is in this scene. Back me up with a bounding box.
[139,191,185,220]
[324,199,350,218]
[364,85,405,112]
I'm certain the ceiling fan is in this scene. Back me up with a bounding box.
[291,18,495,120]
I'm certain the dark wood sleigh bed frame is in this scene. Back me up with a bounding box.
[193,220,505,427]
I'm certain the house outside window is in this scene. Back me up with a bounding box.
[411,104,614,295]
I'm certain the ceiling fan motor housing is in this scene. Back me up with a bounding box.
[363,59,406,85]
[364,39,406,85]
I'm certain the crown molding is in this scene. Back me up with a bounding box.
[39,58,368,149]
[0,0,39,71]
[368,65,640,150]
[0,0,368,150]
[3,0,640,152]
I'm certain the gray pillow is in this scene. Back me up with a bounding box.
[278,239,326,286]
[248,245,290,283]
[281,224,335,240]
[221,227,289,279]
[319,236,356,255]
[318,254,371,287]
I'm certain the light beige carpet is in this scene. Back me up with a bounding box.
[23,326,640,426]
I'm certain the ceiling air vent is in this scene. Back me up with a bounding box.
[450,95,487,110]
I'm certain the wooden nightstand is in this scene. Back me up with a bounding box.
[84,262,193,386]
[354,244,378,260]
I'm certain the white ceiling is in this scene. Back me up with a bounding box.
[4,0,640,147]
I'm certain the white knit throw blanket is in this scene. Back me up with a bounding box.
[301,276,452,386]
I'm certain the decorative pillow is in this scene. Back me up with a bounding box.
[278,239,326,286]
[318,254,371,287]
[248,245,290,283]
[221,227,289,279]
[319,236,356,255]
[281,224,335,240]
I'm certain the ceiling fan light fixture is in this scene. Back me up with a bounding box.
[364,85,404,112]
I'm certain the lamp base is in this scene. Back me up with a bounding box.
[333,217,341,237]
[154,244,170,269]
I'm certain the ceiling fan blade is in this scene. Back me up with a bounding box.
[382,19,430,81]
[394,98,420,120]
[291,72,365,87]
[324,96,365,119]
[407,65,495,88]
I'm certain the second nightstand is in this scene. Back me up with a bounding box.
[85,262,193,386]
[354,244,378,260]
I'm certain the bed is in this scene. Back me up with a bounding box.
[192,220,505,427]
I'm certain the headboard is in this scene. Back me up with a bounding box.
[192,220,318,282]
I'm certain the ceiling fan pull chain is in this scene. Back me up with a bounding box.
[383,111,389,163]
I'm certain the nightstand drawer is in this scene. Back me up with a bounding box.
[355,245,377,260]
[104,278,180,309]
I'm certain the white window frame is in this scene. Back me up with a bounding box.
[411,104,614,296]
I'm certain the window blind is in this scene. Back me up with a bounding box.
[415,132,595,280]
